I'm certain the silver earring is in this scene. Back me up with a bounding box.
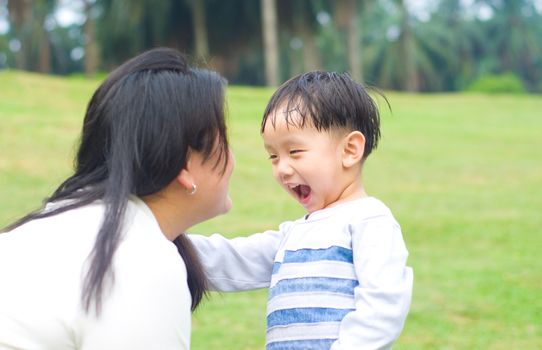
[187,184,197,195]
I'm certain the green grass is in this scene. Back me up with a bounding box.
[1,71,541,349]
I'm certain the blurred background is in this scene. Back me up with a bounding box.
[1,0,542,92]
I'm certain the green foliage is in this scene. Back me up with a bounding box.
[3,0,542,91]
[466,73,526,94]
[1,73,541,349]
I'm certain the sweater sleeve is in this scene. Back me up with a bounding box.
[188,223,289,291]
[331,216,413,350]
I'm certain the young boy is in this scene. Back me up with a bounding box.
[190,71,413,349]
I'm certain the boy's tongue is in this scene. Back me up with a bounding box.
[298,184,311,200]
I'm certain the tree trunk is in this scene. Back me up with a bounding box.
[8,0,32,70]
[346,0,362,82]
[399,0,419,91]
[37,28,51,73]
[84,0,99,76]
[299,25,321,72]
[335,0,362,82]
[191,0,209,58]
[296,2,321,72]
[34,0,52,73]
[261,0,280,86]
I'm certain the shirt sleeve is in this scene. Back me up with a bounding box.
[79,243,192,350]
[188,223,288,291]
[331,216,414,350]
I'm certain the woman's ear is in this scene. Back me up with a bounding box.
[175,168,194,191]
[175,152,198,192]
[342,131,365,168]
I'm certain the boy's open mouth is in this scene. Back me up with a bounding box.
[292,184,311,203]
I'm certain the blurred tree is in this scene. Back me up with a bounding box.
[293,0,321,72]
[397,0,418,91]
[8,0,54,73]
[190,0,208,59]
[194,0,261,83]
[83,0,99,76]
[96,0,187,69]
[362,0,462,91]
[3,0,541,91]
[261,0,279,86]
[423,0,484,90]
[34,0,54,73]
[316,10,347,73]
[0,30,14,69]
[276,0,323,78]
[361,0,409,90]
[96,0,265,83]
[7,0,32,69]
[478,0,542,91]
[335,0,362,82]
[48,23,85,74]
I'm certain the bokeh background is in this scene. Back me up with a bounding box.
[1,0,542,92]
[1,1,541,349]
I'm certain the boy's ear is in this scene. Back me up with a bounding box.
[342,131,365,168]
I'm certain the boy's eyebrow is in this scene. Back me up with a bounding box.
[262,140,276,151]
[263,133,311,150]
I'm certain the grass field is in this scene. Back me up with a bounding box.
[1,71,541,349]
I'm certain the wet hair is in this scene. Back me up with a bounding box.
[261,71,383,159]
[2,47,229,313]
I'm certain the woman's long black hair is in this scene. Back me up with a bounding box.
[1,47,229,313]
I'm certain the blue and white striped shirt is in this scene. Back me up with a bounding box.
[190,197,413,350]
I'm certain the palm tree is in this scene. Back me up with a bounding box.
[361,0,423,90]
[362,0,470,91]
[294,1,322,72]
[426,0,488,90]
[8,0,32,70]
[84,0,99,76]
[7,0,55,73]
[34,0,54,73]
[190,0,209,59]
[397,0,417,91]
[477,0,542,91]
[261,0,279,86]
[275,0,323,77]
[335,0,362,82]
[96,0,180,69]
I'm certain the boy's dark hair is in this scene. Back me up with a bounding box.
[261,71,382,159]
[2,48,227,314]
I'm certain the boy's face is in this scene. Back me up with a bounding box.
[262,109,347,213]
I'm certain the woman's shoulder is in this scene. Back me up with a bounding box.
[2,201,104,247]
[115,199,187,274]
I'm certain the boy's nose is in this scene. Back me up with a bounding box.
[275,159,294,180]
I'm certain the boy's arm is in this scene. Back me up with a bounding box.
[332,216,413,350]
[188,224,287,291]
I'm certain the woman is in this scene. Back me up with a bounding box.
[0,48,233,349]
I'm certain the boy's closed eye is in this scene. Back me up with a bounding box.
[289,149,305,155]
